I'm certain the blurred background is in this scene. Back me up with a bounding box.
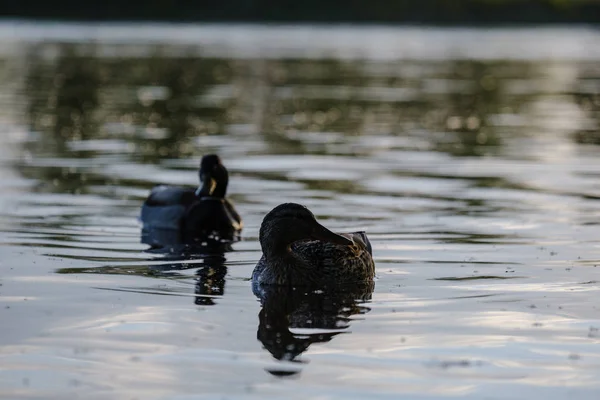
[0,2,599,400]
[2,0,600,24]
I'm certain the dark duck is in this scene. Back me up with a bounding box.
[140,154,242,247]
[252,203,375,290]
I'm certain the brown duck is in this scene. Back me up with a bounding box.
[252,203,375,290]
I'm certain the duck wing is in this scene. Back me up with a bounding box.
[291,231,375,285]
[140,185,196,230]
[252,231,374,290]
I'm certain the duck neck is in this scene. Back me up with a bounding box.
[213,180,227,198]
[198,177,227,198]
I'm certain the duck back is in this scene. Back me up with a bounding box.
[144,185,196,207]
[140,186,196,230]
[140,186,242,248]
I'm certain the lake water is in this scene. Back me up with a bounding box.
[0,22,599,400]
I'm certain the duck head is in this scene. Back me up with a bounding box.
[195,154,229,198]
[259,203,352,256]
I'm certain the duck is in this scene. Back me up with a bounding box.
[140,154,242,246]
[252,203,374,290]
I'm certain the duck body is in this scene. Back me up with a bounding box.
[181,196,242,241]
[251,203,374,292]
[141,193,242,245]
[140,155,242,247]
[252,232,373,288]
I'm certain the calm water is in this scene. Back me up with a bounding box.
[1,22,600,400]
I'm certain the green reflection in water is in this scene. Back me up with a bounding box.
[5,42,597,225]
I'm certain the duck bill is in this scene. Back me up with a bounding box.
[311,223,353,246]
[195,176,217,196]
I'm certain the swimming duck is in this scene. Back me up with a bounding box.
[140,154,242,245]
[252,203,374,289]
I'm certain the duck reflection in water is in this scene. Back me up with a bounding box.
[140,154,242,252]
[194,257,228,306]
[145,251,228,306]
[146,253,228,306]
[252,203,376,376]
[257,283,373,376]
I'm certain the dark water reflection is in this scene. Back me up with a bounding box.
[1,24,600,399]
[257,284,373,376]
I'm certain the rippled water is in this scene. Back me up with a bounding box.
[1,22,600,399]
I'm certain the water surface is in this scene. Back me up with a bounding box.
[0,22,600,399]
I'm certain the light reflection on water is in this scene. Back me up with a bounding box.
[0,23,599,399]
